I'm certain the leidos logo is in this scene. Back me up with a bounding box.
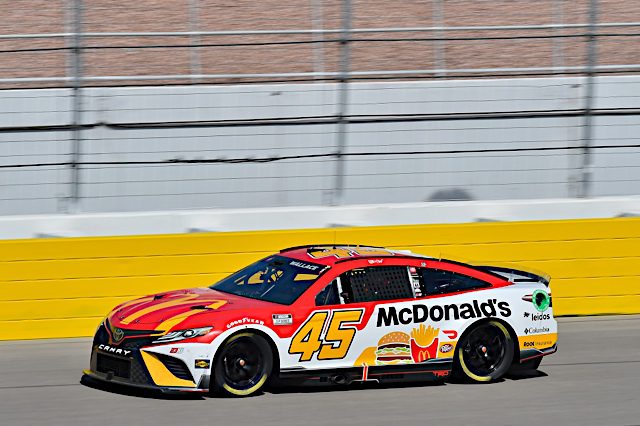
[376,299,511,327]
[524,312,551,321]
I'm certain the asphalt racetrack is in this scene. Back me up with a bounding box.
[2,315,639,426]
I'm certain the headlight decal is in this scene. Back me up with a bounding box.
[152,327,213,344]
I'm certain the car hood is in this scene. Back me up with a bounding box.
[107,288,276,331]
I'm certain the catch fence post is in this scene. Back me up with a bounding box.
[332,0,352,206]
[578,0,598,198]
[68,0,84,211]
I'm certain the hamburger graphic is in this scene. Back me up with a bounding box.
[375,332,412,365]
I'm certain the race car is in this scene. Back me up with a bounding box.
[83,245,557,396]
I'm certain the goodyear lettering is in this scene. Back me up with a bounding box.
[97,344,132,356]
[376,299,511,327]
[226,317,265,329]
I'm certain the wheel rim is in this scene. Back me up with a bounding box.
[222,337,264,389]
[461,323,508,377]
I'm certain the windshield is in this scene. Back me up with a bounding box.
[210,255,327,305]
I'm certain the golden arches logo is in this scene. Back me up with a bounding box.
[414,348,431,363]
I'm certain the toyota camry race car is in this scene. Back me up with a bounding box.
[84,245,557,396]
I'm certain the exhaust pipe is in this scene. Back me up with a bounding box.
[330,374,351,385]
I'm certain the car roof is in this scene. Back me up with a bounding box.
[279,244,435,266]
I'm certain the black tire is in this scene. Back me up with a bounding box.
[453,320,514,383]
[213,332,273,397]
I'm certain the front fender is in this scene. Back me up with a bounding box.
[208,324,284,368]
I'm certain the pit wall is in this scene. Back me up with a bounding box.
[1,217,638,340]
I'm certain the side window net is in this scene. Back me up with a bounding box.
[341,266,414,303]
[315,280,340,306]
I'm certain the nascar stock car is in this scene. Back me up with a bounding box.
[83,245,557,396]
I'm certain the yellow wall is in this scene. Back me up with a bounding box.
[1,217,639,340]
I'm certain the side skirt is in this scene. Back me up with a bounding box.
[519,344,558,363]
[278,360,452,386]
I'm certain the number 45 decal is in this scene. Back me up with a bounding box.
[289,309,364,362]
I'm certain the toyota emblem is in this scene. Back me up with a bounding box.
[113,327,125,343]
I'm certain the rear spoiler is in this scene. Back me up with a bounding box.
[476,265,550,287]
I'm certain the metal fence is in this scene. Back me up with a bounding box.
[1,0,640,214]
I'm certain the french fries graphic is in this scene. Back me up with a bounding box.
[411,324,438,346]
[410,324,439,363]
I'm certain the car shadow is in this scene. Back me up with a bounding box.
[505,369,549,381]
[80,369,548,400]
[80,375,205,400]
[254,368,549,396]
[265,378,447,396]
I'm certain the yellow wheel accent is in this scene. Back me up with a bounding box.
[222,374,268,396]
[458,346,492,382]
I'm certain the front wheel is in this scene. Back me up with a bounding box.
[213,332,273,397]
[454,320,514,383]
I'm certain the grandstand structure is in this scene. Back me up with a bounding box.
[2,0,640,86]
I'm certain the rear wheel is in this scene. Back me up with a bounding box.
[214,333,273,397]
[454,320,514,382]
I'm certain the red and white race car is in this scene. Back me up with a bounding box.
[84,245,557,396]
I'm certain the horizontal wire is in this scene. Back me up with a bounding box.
[2,147,633,174]
[1,143,639,170]
[3,32,640,55]
[2,107,640,133]
[7,179,640,202]
[15,164,628,187]
[0,149,625,172]
[3,22,640,40]
[0,79,597,99]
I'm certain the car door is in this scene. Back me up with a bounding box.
[287,264,418,370]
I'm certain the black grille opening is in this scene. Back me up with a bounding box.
[97,354,131,379]
[120,336,157,350]
[155,354,194,382]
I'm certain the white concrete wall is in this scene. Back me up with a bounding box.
[0,196,638,240]
[1,76,639,215]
